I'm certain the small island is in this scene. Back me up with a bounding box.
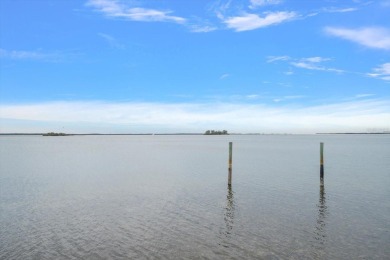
[43,132,68,136]
[204,130,229,135]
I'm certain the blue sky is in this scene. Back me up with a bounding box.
[0,0,389,133]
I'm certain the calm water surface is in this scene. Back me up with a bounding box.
[1,135,389,259]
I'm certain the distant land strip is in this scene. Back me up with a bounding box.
[1,132,389,136]
[0,133,204,136]
[316,132,390,135]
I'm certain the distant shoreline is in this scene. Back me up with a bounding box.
[0,133,203,136]
[0,132,389,136]
[315,132,390,135]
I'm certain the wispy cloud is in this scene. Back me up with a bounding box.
[246,94,260,99]
[322,7,358,13]
[0,48,67,62]
[273,95,305,102]
[98,33,125,49]
[324,27,390,50]
[88,0,220,33]
[249,0,282,9]
[220,73,230,79]
[268,55,344,73]
[1,99,389,133]
[355,94,375,98]
[291,61,343,73]
[190,25,218,33]
[86,0,186,24]
[381,0,390,7]
[0,49,43,60]
[368,63,390,81]
[301,57,330,63]
[267,55,290,63]
[223,11,297,32]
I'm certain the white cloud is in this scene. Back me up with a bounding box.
[368,63,390,81]
[374,63,390,74]
[1,100,389,133]
[224,11,297,32]
[86,0,186,23]
[325,27,390,50]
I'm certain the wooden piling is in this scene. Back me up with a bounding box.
[320,142,324,182]
[228,142,232,186]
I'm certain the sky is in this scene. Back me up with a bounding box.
[0,0,390,134]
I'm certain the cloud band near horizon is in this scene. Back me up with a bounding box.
[1,100,389,134]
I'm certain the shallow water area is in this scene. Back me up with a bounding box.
[1,135,389,259]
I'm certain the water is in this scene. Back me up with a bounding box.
[0,135,389,259]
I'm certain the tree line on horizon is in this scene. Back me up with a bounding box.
[43,132,67,136]
[204,130,229,135]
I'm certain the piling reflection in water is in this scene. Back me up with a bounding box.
[218,185,236,249]
[217,184,236,250]
[313,180,328,255]
[224,185,235,236]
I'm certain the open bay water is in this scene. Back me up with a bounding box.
[0,135,389,259]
